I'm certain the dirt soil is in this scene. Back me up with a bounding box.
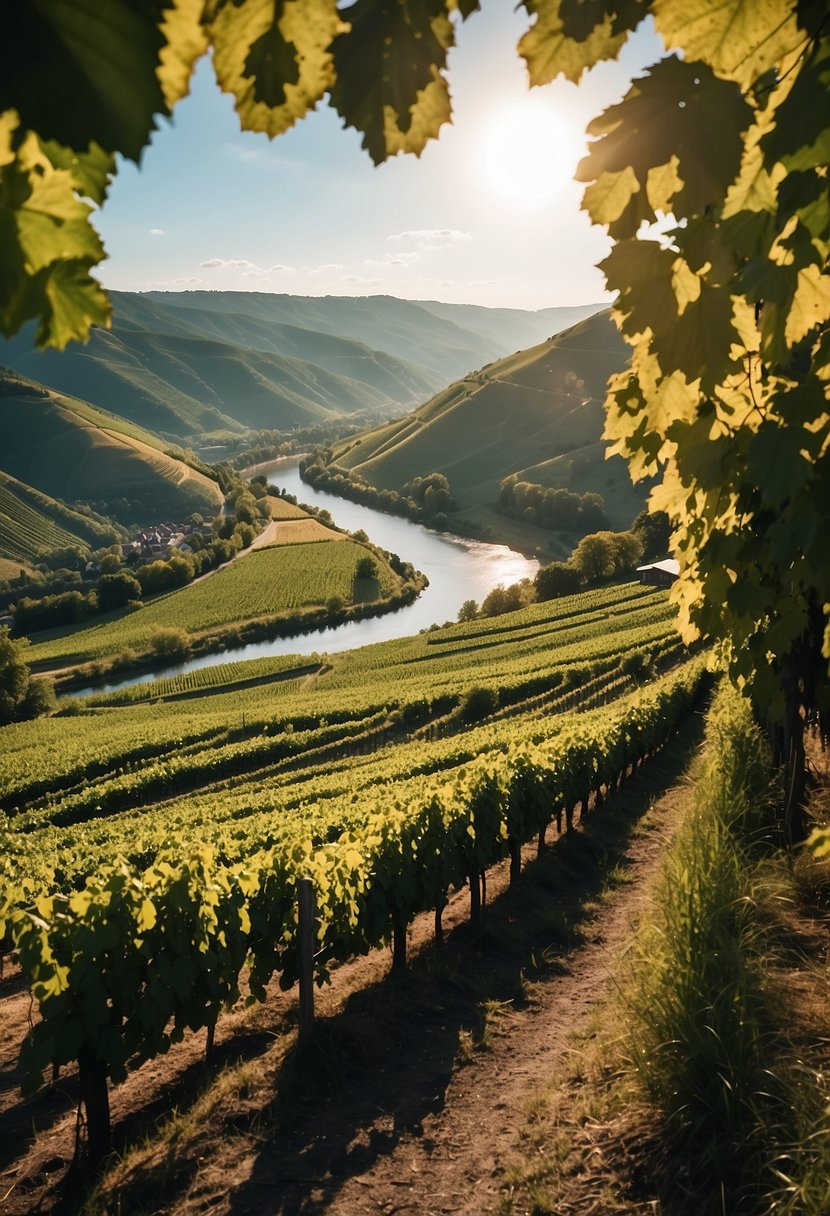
[0,715,705,1216]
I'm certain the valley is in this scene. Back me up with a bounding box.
[2,6,827,1215]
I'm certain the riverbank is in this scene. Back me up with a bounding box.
[52,577,426,696]
[42,459,537,700]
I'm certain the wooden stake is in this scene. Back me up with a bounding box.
[297,877,315,1039]
[508,836,521,884]
[78,1048,111,1167]
[392,919,407,970]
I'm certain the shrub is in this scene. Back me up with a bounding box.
[148,627,191,659]
[458,685,499,723]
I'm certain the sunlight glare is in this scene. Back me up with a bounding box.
[478,96,580,210]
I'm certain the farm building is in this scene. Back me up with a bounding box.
[637,558,680,587]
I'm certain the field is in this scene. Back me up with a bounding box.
[0,573,713,1210]
[266,493,312,520]
[25,538,401,670]
[2,581,685,852]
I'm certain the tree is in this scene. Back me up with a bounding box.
[96,570,142,612]
[0,627,54,724]
[535,561,581,601]
[632,509,671,561]
[2,0,827,815]
[570,533,617,583]
[457,598,479,622]
[355,555,378,580]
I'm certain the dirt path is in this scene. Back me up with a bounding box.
[318,764,686,1216]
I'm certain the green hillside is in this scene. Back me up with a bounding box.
[0,473,119,562]
[0,292,604,445]
[326,310,644,553]
[1,324,409,441]
[0,369,222,560]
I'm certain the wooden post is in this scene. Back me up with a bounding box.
[392,918,407,970]
[469,868,481,925]
[508,836,521,885]
[434,900,445,946]
[297,877,315,1040]
[78,1048,111,1167]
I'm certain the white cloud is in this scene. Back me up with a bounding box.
[200,258,260,270]
[145,276,207,289]
[221,142,298,170]
[307,262,345,275]
[387,228,472,247]
[268,264,296,274]
[363,251,420,270]
[149,228,165,237]
[339,274,382,286]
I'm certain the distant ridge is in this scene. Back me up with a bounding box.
[0,292,604,443]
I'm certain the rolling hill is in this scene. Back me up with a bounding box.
[0,293,603,444]
[0,369,222,562]
[325,310,645,555]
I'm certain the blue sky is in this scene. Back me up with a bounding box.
[98,5,663,311]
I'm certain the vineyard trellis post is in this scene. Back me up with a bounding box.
[297,877,315,1039]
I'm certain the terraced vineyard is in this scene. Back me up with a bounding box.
[1,579,706,1161]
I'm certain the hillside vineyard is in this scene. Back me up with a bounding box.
[1,578,704,1158]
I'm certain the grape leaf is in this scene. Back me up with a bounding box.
[580,58,752,223]
[330,0,454,165]
[210,0,344,138]
[37,140,115,207]
[747,422,813,507]
[786,264,830,346]
[582,166,640,226]
[652,0,802,89]
[599,239,678,337]
[447,0,481,16]
[158,0,209,108]
[244,10,301,107]
[0,0,168,161]
[761,38,830,171]
[0,124,110,348]
[652,281,740,392]
[519,0,631,86]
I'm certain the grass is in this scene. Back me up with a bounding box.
[502,688,830,1216]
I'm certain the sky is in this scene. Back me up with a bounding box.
[98,4,664,312]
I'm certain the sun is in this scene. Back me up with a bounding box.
[477,96,580,210]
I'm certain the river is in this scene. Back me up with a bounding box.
[72,460,538,696]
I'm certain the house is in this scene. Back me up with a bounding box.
[637,558,680,587]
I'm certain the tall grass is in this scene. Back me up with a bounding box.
[624,684,779,1212]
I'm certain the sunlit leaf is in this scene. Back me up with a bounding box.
[158,0,209,108]
[652,0,802,89]
[330,0,454,164]
[210,0,345,138]
[519,0,645,86]
[580,59,752,225]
